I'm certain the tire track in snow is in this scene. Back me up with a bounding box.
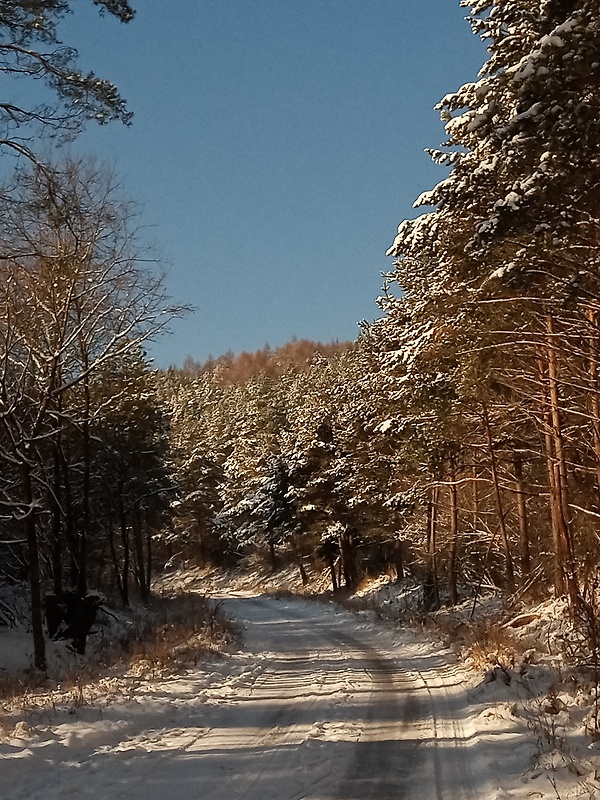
[221,596,428,800]
[328,630,425,800]
[233,597,479,800]
[415,661,478,800]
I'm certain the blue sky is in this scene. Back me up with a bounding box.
[60,1,486,368]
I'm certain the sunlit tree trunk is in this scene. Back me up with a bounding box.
[544,316,578,607]
[448,457,459,605]
[587,308,600,504]
[393,535,405,582]
[290,537,308,586]
[425,486,440,610]
[329,552,339,592]
[482,404,514,591]
[513,452,531,578]
[339,529,359,591]
[540,377,565,596]
[471,461,480,535]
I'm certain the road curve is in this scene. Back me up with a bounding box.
[210,594,478,800]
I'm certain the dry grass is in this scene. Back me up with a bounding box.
[119,594,239,677]
[0,591,238,715]
[438,616,520,671]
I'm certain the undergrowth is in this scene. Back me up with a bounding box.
[432,613,521,671]
[0,591,238,714]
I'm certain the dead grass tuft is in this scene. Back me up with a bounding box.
[438,616,520,671]
[120,594,239,678]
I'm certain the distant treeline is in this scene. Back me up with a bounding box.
[181,339,353,384]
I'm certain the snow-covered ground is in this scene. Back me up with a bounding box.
[1,579,600,799]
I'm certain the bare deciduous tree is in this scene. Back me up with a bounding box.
[0,159,185,669]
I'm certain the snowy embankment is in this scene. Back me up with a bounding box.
[1,573,599,799]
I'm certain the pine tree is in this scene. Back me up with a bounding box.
[0,1,134,160]
[382,0,600,605]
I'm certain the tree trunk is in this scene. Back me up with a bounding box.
[545,316,578,608]
[587,309,600,504]
[22,463,46,670]
[339,530,359,591]
[119,494,130,607]
[482,404,515,592]
[60,446,80,590]
[539,360,566,597]
[268,535,277,573]
[513,452,531,578]
[50,446,64,598]
[327,551,338,592]
[290,537,308,586]
[145,519,153,597]
[472,462,480,534]
[78,370,91,597]
[132,507,148,603]
[425,486,440,610]
[448,457,459,606]
[393,536,404,582]
[106,518,124,600]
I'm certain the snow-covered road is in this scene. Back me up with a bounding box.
[1,595,531,800]
[213,595,473,800]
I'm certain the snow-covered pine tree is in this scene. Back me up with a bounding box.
[382,0,600,604]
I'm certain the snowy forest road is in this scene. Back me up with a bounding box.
[1,594,519,800]
[188,594,480,800]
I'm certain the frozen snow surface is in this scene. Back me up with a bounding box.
[2,573,600,799]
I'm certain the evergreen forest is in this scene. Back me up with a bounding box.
[2,0,600,671]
